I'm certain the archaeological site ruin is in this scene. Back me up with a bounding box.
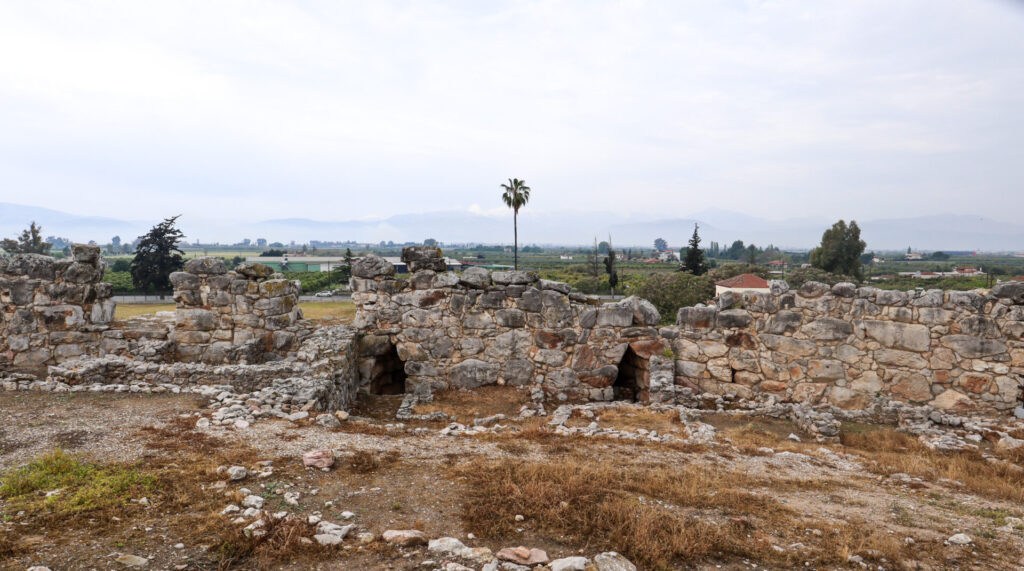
[5,244,1022,419]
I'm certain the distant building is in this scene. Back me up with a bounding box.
[715,273,770,296]
[559,254,574,260]
[904,252,923,260]
[658,251,679,262]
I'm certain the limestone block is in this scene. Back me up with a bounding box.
[800,317,853,341]
[889,373,931,402]
[496,309,527,328]
[940,335,1007,358]
[235,262,274,279]
[929,389,976,412]
[184,257,227,275]
[765,310,802,334]
[449,359,499,388]
[759,334,816,357]
[401,245,446,273]
[676,306,717,329]
[6,254,56,280]
[807,359,845,381]
[176,308,217,331]
[918,307,953,325]
[875,289,908,306]
[858,320,930,352]
[874,348,928,369]
[71,243,102,264]
[717,309,751,329]
[992,282,1024,302]
[352,255,395,279]
[831,282,857,298]
[797,281,830,298]
[958,316,1000,338]
[538,279,571,294]
[492,270,538,285]
[849,371,882,394]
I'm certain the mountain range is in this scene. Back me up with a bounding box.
[2,202,1022,252]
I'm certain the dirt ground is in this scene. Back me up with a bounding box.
[1,389,1023,570]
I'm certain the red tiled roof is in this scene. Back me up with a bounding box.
[1012,276,1024,282]
[715,273,769,289]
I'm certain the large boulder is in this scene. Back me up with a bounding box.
[449,359,499,388]
[235,262,275,279]
[352,255,395,279]
[993,281,1024,303]
[184,257,227,275]
[608,296,660,326]
[401,246,446,273]
[6,254,56,280]
[71,243,102,265]
[459,266,491,288]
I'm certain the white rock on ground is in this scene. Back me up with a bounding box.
[592,552,637,571]
[241,495,264,509]
[550,556,590,571]
[114,554,149,567]
[226,466,247,481]
[948,533,972,545]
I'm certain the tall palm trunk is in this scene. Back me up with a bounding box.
[513,209,519,270]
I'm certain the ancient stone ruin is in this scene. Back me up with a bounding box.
[351,246,1024,415]
[0,244,115,369]
[2,244,1023,418]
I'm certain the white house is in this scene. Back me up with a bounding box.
[715,273,770,296]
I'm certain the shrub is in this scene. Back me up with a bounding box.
[631,272,714,324]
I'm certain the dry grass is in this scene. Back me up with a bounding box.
[839,427,1024,503]
[412,385,530,421]
[114,303,176,319]
[298,301,355,321]
[452,456,946,569]
[347,450,401,474]
[114,301,355,322]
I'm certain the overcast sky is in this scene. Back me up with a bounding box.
[2,0,1023,228]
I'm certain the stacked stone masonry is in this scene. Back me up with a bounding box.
[170,258,306,364]
[0,244,115,370]
[351,247,671,402]
[352,247,1024,415]
[674,281,1024,413]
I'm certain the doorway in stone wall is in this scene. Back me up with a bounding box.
[613,346,645,402]
[370,344,407,395]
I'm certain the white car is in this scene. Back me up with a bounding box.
[314,291,333,298]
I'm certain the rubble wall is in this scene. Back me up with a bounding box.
[0,245,116,371]
[673,281,1024,414]
[170,258,307,363]
[350,248,670,401]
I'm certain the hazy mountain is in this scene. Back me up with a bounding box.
[2,202,1022,252]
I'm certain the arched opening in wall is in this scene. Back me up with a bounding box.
[613,346,645,402]
[370,344,407,395]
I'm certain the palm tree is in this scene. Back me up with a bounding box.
[500,178,531,270]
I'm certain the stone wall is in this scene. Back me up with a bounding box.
[351,248,1024,416]
[673,281,1024,414]
[0,245,115,371]
[350,247,671,401]
[170,258,306,363]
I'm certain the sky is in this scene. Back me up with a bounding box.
[1,0,1023,232]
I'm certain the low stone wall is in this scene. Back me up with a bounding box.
[46,325,359,411]
[351,248,1024,416]
[673,281,1024,413]
[170,258,306,363]
[351,247,670,401]
[0,245,115,370]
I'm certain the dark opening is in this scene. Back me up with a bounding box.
[613,346,644,402]
[370,344,407,395]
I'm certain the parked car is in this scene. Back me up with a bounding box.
[314,291,333,298]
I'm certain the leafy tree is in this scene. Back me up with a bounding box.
[256,238,267,247]
[598,241,610,254]
[747,244,758,265]
[1,222,52,254]
[681,224,708,275]
[860,251,876,265]
[344,248,355,266]
[726,240,746,260]
[809,220,867,280]
[632,272,715,324]
[930,251,950,261]
[653,237,668,251]
[500,177,531,270]
[603,237,618,296]
[260,249,287,257]
[110,258,132,272]
[424,238,438,247]
[130,216,185,291]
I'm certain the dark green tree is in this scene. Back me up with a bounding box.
[344,248,355,266]
[809,220,867,280]
[500,177,531,270]
[726,240,746,260]
[653,237,668,251]
[747,244,758,265]
[681,223,708,275]
[1,221,52,254]
[603,237,618,296]
[130,215,185,291]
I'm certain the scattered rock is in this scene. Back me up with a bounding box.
[550,556,590,571]
[115,554,149,568]
[592,552,637,571]
[226,466,247,481]
[303,449,335,469]
[383,529,428,547]
[947,533,972,545]
[496,546,549,565]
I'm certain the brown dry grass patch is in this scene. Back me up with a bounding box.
[569,407,683,434]
[412,385,530,420]
[347,450,401,474]
[840,427,1024,503]
[452,456,914,569]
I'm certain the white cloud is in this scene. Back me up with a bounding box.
[0,0,1022,229]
